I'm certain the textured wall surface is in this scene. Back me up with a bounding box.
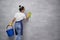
[0,0,60,40]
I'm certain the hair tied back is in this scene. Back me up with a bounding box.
[19,5,21,8]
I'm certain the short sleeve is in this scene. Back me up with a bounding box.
[14,13,18,18]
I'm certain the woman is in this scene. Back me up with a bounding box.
[8,5,30,40]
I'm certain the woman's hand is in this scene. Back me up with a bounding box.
[8,18,16,26]
[8,22,13,26]
[6,22,13,29]
[27,12,31,18]
[26,12,32,19]
[6,18,16,28]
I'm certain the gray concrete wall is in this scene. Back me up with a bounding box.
[0,0,60,40]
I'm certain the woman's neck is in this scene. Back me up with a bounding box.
[21,11,24,13]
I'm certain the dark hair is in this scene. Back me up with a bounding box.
[19,5,25,12]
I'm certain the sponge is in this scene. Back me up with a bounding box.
[27,12,32,18]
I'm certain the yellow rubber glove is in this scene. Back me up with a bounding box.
[27,12,32,18]
[6,22,13,28]
[8,22,13,26]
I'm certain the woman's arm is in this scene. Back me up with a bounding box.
[8,18,16,26]
[26,14,30,19]
[12,18,16,24]
[26,12,31,19]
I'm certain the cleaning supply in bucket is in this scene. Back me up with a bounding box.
[6,26,14,37]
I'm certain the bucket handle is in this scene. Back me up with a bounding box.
[6,25,10,29]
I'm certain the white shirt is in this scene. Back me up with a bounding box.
[14,12,26,21]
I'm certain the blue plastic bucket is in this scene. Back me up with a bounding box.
[6,26,14,37]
